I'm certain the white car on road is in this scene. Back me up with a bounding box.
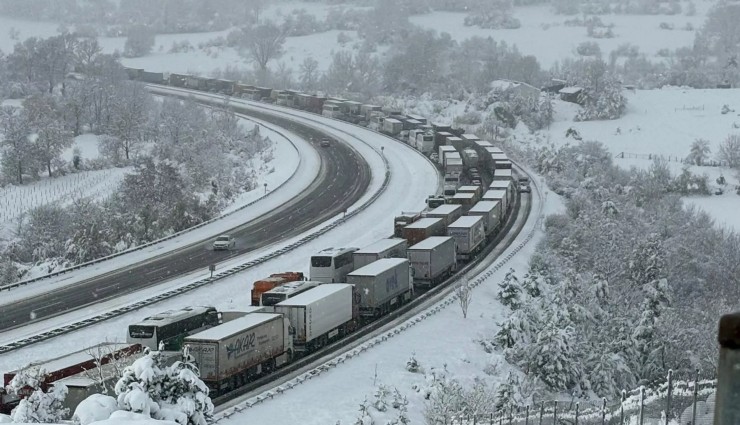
[212,235,235,251]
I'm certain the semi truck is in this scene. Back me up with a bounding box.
[445,157,464,176]
[489,180,515,210]
[402,217,446,246]
[185,313,291,394]
[347,258,413,317]
[493,168,513,181]
[407,236,457,287]
[448,192,477,211]
[425,204,463,226]
[482,189,508,214]
[394,211,423,237]
[467,200,502,238]
[447,216,486,261]
[273,284,357,352]
[260,280,322,307]
[353,238,408,269]
[439,145,456,166]
[250,272,305,306]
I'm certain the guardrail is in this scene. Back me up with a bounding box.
[0,107,303,292]
[0,91,407,355]
[212,162,543,421]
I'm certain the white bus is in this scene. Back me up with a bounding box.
[310,247,359,283]
[126,306,219,351]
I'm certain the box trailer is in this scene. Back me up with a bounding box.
[493,168,513,181]
[394,211,423,237]
[425,204,463,226]
[439,146,456,165]
[447,216,486,260]
[273,284,356,351]
[448,192,477,211]
[250,271,305,306]
[482,189,508,214]
[353,238,408,269]
[457,185,482,201]
[382,118,403,136]
[402,217,446,246]
[185,313,291,394]
[347,258,412,317]
[446,136,464,151]
[467,200,501,237]
[407,236,457,287]
[489,180,515,209]
[435,131,455,147]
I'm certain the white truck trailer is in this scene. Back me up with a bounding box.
[447,216,486,261]
[425,204,463,226]
[347,258,412,317]
[407,236,457,287]
[482,189,508,214]
[467,200,502,238]
[273,284,356,352]
[353,238,408,269]
[185,313,291,394]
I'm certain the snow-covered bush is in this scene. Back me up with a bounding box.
[72,394,118,425]
[7,367,68,423]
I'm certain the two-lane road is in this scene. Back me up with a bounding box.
[0,105,371,332]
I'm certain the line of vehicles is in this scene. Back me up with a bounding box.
[1,69,531,416]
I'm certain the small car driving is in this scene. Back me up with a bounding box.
[212,234,235,251]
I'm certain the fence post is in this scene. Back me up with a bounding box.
[639,386,645,425]
[575,402,579,425]
[602,397,607,425]
[553,401,557,424]
[539,402,544,425]
[665,369,673,425]
[525,405,529,425]
[691,369,699,425]
[508,407,513,425]
[490,412,493,425]
[620,390,626,425]
[714,312,740,424]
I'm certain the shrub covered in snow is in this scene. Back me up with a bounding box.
[73,394,119,425]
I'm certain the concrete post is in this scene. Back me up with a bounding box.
[714,312,740,425]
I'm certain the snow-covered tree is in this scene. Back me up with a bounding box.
[0,105,34,184]
[497,269,523,310]
[72,394,118,425]
[687,138,711,166]
[7,366,68,423]
[717,134,740,168]
[123,25,156,58]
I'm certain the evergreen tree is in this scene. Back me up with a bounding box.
[497,269,523,309]
[8,366,68,423]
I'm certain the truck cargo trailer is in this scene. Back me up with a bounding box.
[447,216,486,261]
[482,189,508,214]
[402,217,446,246]
[489,180,515,210]
[347,258,413,317]
[185,313,291,394]
[439,145,456,166]
[407,236,457,287]
[493,168,513,181]
[273,284,357,352]
[353,238,408,269]
[445,157,464,176]
[425,204,463,226]
[467,200,502,238]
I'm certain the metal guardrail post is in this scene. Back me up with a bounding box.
[553,401,557,424]
[525,405,529,425]
[639,386,645,425]
[714,312,740,425]
[665,369,673,425]
[620,390,626,424]
[539,402,544,425]
[601,397,607,425]
[575,402,579,425]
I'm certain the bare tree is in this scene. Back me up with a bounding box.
[717,134,740,168]
[299,57,319,91]
[456,279,472,319]
[83,341,131,395]
[240,22,286,72]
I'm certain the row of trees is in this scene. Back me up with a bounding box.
[488,141,740,400]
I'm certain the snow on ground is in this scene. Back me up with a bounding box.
[0,16,58,53]
[410,3,711,68]
[534,88,740,231]
[0,95,439,378]
[217,173,563,425]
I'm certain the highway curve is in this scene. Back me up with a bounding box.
[0,106,371,332]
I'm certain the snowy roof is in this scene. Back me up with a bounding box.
[135,306,214,327]
[439,146,456,152]
[452,193,475,200]
[274,284,351,306]
[474,140,493,148]
[405,217,442,229]
[264,280,321,295]
[185,313,281,341]
[427,204,462,216]
[8,342,135,374]
[315,247,358,256]
[436,131,454,136]
[460,134,480,141]
[489,180,512,189]
[491,153,509,160]
[446,136,462,142]
[355,238,406,254]
[485,147,504,154]
[384,118,402,124]
[408,236,454,250]
[483,190,507,200]
[448,215,483,228]
[458,185,480,192]
[468,201,500,213]
[349,258,408,277]
[447,158,463,165]
[490,79,518,91]
[559,86,583,94]
[494,169,513,176]
[445,152,461,159]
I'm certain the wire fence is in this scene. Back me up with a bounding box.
[615,152,729,168]
[448,371,717,425]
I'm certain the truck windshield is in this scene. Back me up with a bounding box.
[129,325,154,339]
